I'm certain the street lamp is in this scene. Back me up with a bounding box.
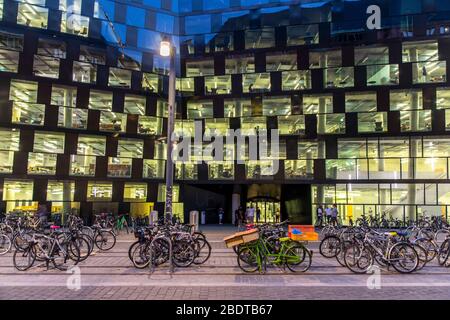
[160,36,176,224]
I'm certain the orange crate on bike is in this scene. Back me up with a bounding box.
[288,225,315,237]
[290,232,319,241]
[223,228,259,248]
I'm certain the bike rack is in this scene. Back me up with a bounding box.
[148,234,173,275]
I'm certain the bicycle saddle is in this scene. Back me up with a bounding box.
[50,225,61,230]
[279,237,291,242]
[396,230,409,237]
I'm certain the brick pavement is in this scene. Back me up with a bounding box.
[0,225,450,300]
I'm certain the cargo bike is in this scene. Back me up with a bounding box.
[224,227,312,273]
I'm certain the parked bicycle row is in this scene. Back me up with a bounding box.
[0,214,117,271]
[128,222,211,270]
[319,224,450,274]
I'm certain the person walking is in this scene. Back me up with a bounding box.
[36,204,48,225]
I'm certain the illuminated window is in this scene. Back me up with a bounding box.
[243,73,271,93]
[73,61,96,83]
[358,112,387,133]
[367,64,399,86]
[204,32,233,53]
[108,67,131,88]
[70,154,96,176]
[138,116,162,135]
[224,98,252,117]
[310,49,341,69]
[124,94,146,115]
[79,45,105,65]
[0,49,19,73]
[118,49,141,71]
[400,110,432,132]
[303,94,333,114]
[278,115,305,135]
[61,13,89,37]
[117,138,143,158]
[412,61,446,84]
[77,135,105,156]
[34,131,65,154]
[0,151,13,173]
[245,28,274,49]
[390,89,422,111]
[402,40,438,63]
[245,160,276,179]
[157,183,179,202]
[298,141,325,159]
[285,160,313,179]
[107,157,132,177]
[0,128,20,151]
[17,3,48,29]
[99,111,127,132]
[187,100,213,119]
[324,67,354,88]
[241,116,266,135]
[282,70,311,91]
[225,55,254,74]
[9,79,38,102]
[208,162,234,180]
[87,181,112,201]
[37,38,66,58]
[345,92,377,112]
[33,55,60,78]
[175,162,198,180]
[0,30,23,52]
[51,84,77,107]
[204,75,231,95]
[204,118,229,137]
[177,78,195,95]
[143,159,165,178]
[263,96,290,116]
[89,90,112,111]
[142,72,160,93]
[338,139,367,158]
[437,87,450,109]
[12,102,45,126]
[47,180,75,201]
[123,183,147,202]
[317,114,346,134]
[186,59,214,77]
[266,52,297,71]
[3,179,33,201]
[287,24,319,46]
[28,152,57,175]
[355,46,389,66]
[326,159,368,180]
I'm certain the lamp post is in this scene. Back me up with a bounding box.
[160,38,176,224]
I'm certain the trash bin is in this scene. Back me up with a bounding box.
[149,210,158,225]
[190,210,199,231]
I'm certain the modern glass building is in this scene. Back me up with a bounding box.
[0,0,450,224]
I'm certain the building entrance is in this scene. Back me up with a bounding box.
[246,197,280,223]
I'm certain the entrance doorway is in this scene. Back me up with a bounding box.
[247,197,280,223]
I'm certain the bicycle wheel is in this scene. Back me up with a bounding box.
[193,238,211,265]
[81,226,94,239]
[285,243,312,273]
[438,239,450,266]
[128,241,141,262]
[13,245,36,271]
[172,240,196,267]
[415,238,437,262]
[0,234,12,255]
[344,244,373,274]
[13,231,33,252]
[52,243,79,271]
[237,246,259,273]
[319,235,340,258]
[131,243,151,269]
[336,240,352,267]
[70,237,90,261]
[389,242,418,273]
[94,230,116,251]
[413,244,428,271]
[435,229,449,245]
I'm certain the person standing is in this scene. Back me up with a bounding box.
[325,206,332,225]
[331,204,339,226]
[218,207,224,225]
[316,205,324,227]
[234,208,239,227]
[256,206,261,223]
[36,204,48,225]
[246,205,255,224]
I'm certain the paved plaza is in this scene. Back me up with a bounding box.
[1,226,450,300]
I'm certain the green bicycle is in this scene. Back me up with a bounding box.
[237,235,312,273]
